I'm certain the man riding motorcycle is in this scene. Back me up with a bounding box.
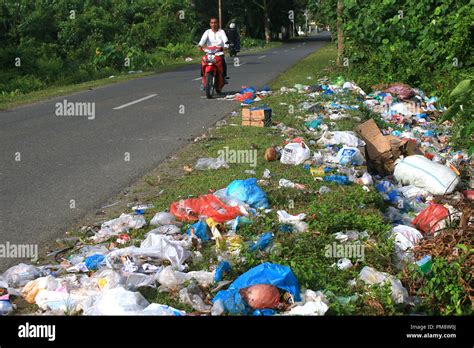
[227,23,241,57]
[198,17,229,86]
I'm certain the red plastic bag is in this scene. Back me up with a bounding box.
[412,203,449,234]
[239,284,281,309]
[170,194,241,223]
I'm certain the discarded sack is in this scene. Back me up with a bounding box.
[225,178,269,209]
[150,212,177,226]
[412,203,449,234]
[394,155,460,195]
[213,262,300,315]
[280,141,311,165]
[170,194,241,223]
[2,263,42,288]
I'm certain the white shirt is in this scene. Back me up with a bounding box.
[198,29,229,48]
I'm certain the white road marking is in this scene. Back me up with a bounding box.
[258,55,267,59]
[284,49,289,52]
[113,94,157,110]
[236,62,247,67]
[291,47,296,50]
[192,77,201,81]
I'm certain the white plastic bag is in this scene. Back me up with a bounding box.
[142,303,185,316]
[2,263,42,288]
[277,210,308,232]
[86,287,149,315]
[280,142,311,165]
[358,266,409,304]
[195,157,229,170]
[391,225,423,269]
[150,212,177,226]
[93,213,146,240]
[317,131,365,148]
[157,266,187,291]
[22,276,60,304]
[394,155,459,195]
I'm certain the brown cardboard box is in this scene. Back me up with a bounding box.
[356,119,421,174]
[242,107,272,127]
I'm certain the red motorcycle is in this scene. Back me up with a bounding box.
[201,46,225,99]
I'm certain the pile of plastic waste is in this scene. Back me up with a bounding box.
[1,76,471,317]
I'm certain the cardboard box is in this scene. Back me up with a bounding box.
[356,119,421,174]
[242,107,272,127]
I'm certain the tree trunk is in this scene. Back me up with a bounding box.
[336,0,344,66]
[263,0,271,43]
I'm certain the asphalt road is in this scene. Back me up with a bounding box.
[0,33,331,271]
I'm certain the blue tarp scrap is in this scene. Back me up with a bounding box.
[212,262,301,315]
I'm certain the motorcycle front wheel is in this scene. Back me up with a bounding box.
[205,72,214,99]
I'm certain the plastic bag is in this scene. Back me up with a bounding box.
[225,178,269,209]
[35,290,82,312]
[280,142,311,165]
[94,213,146,240]
[284,299,328,316]
[214,261,231,282]
[195,157,229,170]
[0,300,13,316]
[213,262,301,315]
[394,155,460,195]
[86,287,149,315]
[384,83,414,100]
[2,263,42,288]
[139,234,191,270]
[249,232,274,252]
[21,276,60,304]
[358,266,408,304]
[277,210,308,232]
[179,284,211,312]
[157,266,187,291]
[142,303,185,316]
[335,147,365,166]
[412,203,449,234]
[146,225,181,236]
[170,194,241,223]
[150,212,177,226]
[391,225,423,269]
[186,220,209,241]
[316,131,365,148]
[84,254,106,271]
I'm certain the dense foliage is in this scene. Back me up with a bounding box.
[0,0,309,95]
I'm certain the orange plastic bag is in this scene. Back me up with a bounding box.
[412,203,449,234]
[170,194,241,223]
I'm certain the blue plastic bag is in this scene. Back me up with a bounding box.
[249,232,273,252]
[213,262,301,315]
[226,178,269,209]
[85,254,105,271]
[324,175,351,185]
[186,220,209,241]
[214,261,231,282]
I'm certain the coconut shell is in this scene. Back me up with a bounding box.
[239,284,281,309]
[264,146,277,162]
